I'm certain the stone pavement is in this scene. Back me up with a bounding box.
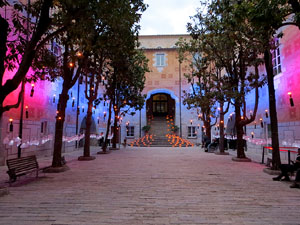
[0,146,300,225]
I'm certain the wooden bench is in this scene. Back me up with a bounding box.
[6,155,46,184]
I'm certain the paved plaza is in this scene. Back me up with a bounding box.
[0,146,300,225]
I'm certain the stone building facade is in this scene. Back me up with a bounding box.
[1,26,300,165]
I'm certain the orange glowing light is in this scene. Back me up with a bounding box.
[76,51,83,57]
[68,62,74,68]
[9,118,13,122]
[288,92,292,96]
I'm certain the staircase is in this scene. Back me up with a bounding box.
[129,116,194,147]
[149,117,171,146]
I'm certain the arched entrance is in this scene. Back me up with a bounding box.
[146,93,175,118]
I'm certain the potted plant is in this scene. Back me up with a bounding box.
[142,125,151,134]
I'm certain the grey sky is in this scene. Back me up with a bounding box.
[139,0,200,35]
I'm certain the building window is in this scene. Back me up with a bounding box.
[187,126,197,138]
[127,126,134,137]
[272,40,281,76]
[156,53,165,66]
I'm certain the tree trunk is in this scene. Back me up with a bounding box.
[102,100,112,153]
[83,100,93,157]
[204,120,211,142]
[219,103,225,153]
[112,111,119,149]
[264,48,281,170]
[235,103,246,158]
[52,92,69,167]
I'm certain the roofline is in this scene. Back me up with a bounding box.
[139,34,190,38]
[138,47,178,50]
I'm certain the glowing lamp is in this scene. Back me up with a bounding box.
[288,92,294,107]
[68,62,74,68]
[25,105,29,118]
[58,116,62,120]
[53,94,56,103]
[260,118,263,128]
[251,132,254,138]
[265,109,269,118]
[9,118,13,132]
[241,116,244,120]
[82,106,84,112]
[190,119,193,125]
[30,84,35,97]
[76,51,83,57]
[103,111,106,119]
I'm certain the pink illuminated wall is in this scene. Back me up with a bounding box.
[276,26,300,122]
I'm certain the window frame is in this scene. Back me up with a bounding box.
[272,40,281,76]
[187,126,197,138]
[156,53,165,67]
[126,126,135,137]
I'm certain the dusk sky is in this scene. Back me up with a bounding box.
[139,0,200,35]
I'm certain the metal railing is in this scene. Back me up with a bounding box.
[262,146,298,164]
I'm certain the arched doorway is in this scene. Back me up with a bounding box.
[146,93,175,118]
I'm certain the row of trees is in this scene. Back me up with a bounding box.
[178,0,300,169]
[0,0,148,169]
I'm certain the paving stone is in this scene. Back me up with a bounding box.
[0,146,300,224]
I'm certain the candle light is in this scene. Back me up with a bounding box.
[30,84,35,97]
[288,92,294,107]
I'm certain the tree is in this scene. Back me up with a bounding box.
[0,0,55,117]
[177,39,217,142]
[110,50,149,149]
[177,36,232,154]
[188,0,265,159]
[245,0,300,169]
[84,0,148,153]
[36,0,113,168]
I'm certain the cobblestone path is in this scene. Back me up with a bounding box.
[0,147,300,225]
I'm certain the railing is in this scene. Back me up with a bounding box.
[262,146,298,164]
